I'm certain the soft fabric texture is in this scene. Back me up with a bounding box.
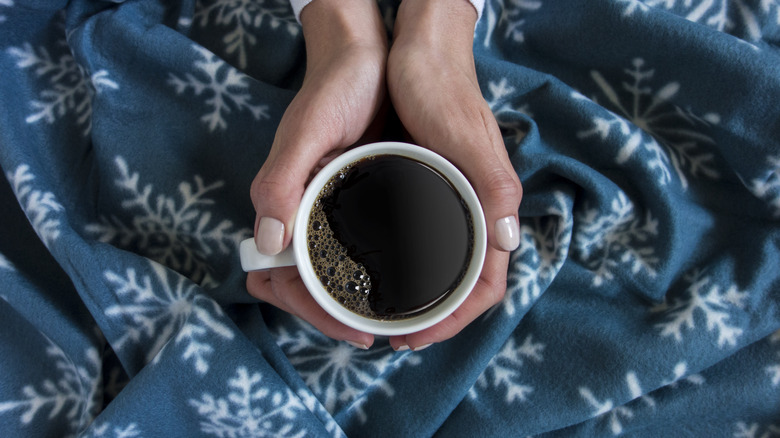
[0,0,778,436]
[289,0,484,22]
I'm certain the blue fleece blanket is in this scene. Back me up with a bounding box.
[1,0,779,436]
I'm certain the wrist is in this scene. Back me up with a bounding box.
[300,0,387,58]
[393,0,477,50]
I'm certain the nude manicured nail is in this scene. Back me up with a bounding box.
[256,217,285,255]
[346,341,369,350]
[412,343,432,352]
[495,216,520,251]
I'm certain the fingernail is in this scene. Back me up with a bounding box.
[346,341,369,350]
[393,344,410,352]
[495,216,520,251]
[256,217,284,255]
[412,343,432,352]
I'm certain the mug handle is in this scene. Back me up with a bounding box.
[239,238,296,271]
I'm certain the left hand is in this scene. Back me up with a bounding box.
[386,0,523,350]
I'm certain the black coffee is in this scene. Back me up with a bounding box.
[307,154,473,320]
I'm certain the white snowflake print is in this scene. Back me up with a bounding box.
[85,422,141,438]
[103,261,234,374]
[168,45,269,132]
[482,0,543,47]
[0,0,12,23]
[576,58,720,190]
[746,155,780,218]
[733,421,780,438]
[294,389,346,438]
[189,366,306,437]
[617,0,780,42]
[651,269,748,348]
[579,362,703,436]
[86,156,250,287]
[7,21,118,136]
[573,191,659,287]
[0,343,101,437]
[6,164,64,248]
[273,316,422,423]
[468,334,544,403]
[0,252,14,271]
[766,330,780,387]
[491,191,572,318]
[486,78,534,144]
[194,0,299,70]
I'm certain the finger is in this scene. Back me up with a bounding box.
[249,95,337,256]
[400,248,510,349]
[247,269,375,348]
[439,100,523,254]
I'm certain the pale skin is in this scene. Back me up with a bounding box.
[247,0,523,351]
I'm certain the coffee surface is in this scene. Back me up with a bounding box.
[307,155,473,320]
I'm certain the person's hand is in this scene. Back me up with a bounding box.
[246,0,387,349]
[386,0,523,351]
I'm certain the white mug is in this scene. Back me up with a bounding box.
[240,141,487,336]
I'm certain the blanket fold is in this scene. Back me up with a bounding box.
[1,0,778,436]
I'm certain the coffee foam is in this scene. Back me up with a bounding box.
[307,163,383,319]
[307,156,474,321]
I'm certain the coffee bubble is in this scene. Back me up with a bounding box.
[307,173,376,318]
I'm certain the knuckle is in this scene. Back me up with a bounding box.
[250,167,299,210]
[483,169,523,205]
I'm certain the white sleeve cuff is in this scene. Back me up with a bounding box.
[468,0,485,21]
[290,0,485,24]
[290,0,313,23]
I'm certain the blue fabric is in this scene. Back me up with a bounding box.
[1,0,779,436]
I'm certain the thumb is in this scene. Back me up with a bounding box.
[250,125,328,256]
[468,149,523,253]
[445,105,523,253]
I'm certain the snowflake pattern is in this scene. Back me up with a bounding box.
[576,58,720,190]
[617,0,780,42]
[486,78,534,144]
[103,261,235,374]
[492,191,572,318]
[733,421,780,438]
[189,366,306,437]
[0,253,13,271]
[193,0,299,70]
[579,362,703,435]
[86,156,250,287]
[168,45,269,132]
[294,389,345,438]
[482,0,543,47]
[468,334,544,403]
[85,422,142,438]
[747,155,780,217]
[0,0,12,23]
[7,19,118,136]
[651,270,748,348]
[766,330,780,387]
[272,316,422,423]
[573,191,659,287]
[0,343,101,437]
[6,164,64,248]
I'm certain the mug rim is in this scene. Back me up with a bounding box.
[292,142,487,336]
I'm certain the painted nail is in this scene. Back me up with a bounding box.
[256,217,284,255]
[495,216,520,251]
[412,343,433,352]
[346,341,369,350]
[393,344,410,352]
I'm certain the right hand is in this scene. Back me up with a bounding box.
[246,0,387,349]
